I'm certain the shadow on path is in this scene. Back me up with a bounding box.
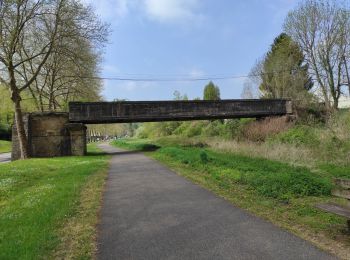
[87,150,145,157]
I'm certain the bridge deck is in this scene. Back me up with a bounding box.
[69,99,292,124]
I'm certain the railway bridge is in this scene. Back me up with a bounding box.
[12,99,292,160]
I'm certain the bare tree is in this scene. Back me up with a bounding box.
[22,2,107,111]
[284,0,350,110]
[241,80,257,99]
[25,34,105,111]
[246,59,264,98]
[0,0,108,158]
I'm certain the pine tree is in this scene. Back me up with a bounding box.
[259,33,313,105]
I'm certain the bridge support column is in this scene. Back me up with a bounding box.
[65,123,87,156]
[12,112,87,160]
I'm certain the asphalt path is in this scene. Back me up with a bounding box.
[97,143,336,260]
[0,153,11,163]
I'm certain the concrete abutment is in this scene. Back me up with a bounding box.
[12,112,86,160]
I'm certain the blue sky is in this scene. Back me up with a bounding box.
[84,0,298,101]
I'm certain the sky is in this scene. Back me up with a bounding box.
[83,0,299,101]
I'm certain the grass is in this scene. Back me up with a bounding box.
[112,138,350,259]
[0,143,109,260]
[0,140,11,153]
[112,139,160,151]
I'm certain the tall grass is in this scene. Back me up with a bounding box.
[206,139,316,166]
[155,146,332,200]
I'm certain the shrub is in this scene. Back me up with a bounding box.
[202,121,223,137]
[221,119,245,139]
[183,121,205,137]
[136,122,182,139]
[273,126,319,146]
[242,116,293,142]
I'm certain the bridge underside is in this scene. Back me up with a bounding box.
[12,99,292,160]
[69,99,292,124]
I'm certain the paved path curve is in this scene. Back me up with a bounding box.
[97,143,336,260]
[0,153,11,163]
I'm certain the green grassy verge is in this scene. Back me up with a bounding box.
[0,140,11,153]
[112,138,350,258]
[0,143,109,259]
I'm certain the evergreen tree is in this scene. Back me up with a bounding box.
[259,33,313,105]
[203,81,221,100]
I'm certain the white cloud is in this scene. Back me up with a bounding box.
[81,0,203,25]
[81,0,131,21]
[143,0,201,23]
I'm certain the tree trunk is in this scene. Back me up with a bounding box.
[344,57,350,96]
[333,98,339,111]
[11,90,29,159]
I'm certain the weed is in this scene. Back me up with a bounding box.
[199,151,209,164]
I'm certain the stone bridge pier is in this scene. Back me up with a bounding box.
[12,112,86,160]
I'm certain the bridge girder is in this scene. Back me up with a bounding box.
[69,99,293,124]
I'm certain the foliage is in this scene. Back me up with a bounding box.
[0,145,108,259]
[136,122,179,138]
[88,123,139,140]
[259,33,313,106]
[271,126,319,146]
[203,81,221,100]
[137,117,286,142]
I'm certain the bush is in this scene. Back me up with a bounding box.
[136,122,182,139]
[242,116,293,142]
[202,121,223,137]
[183,121,205,137]
[221,119,245,139]
[273,126,319,146]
